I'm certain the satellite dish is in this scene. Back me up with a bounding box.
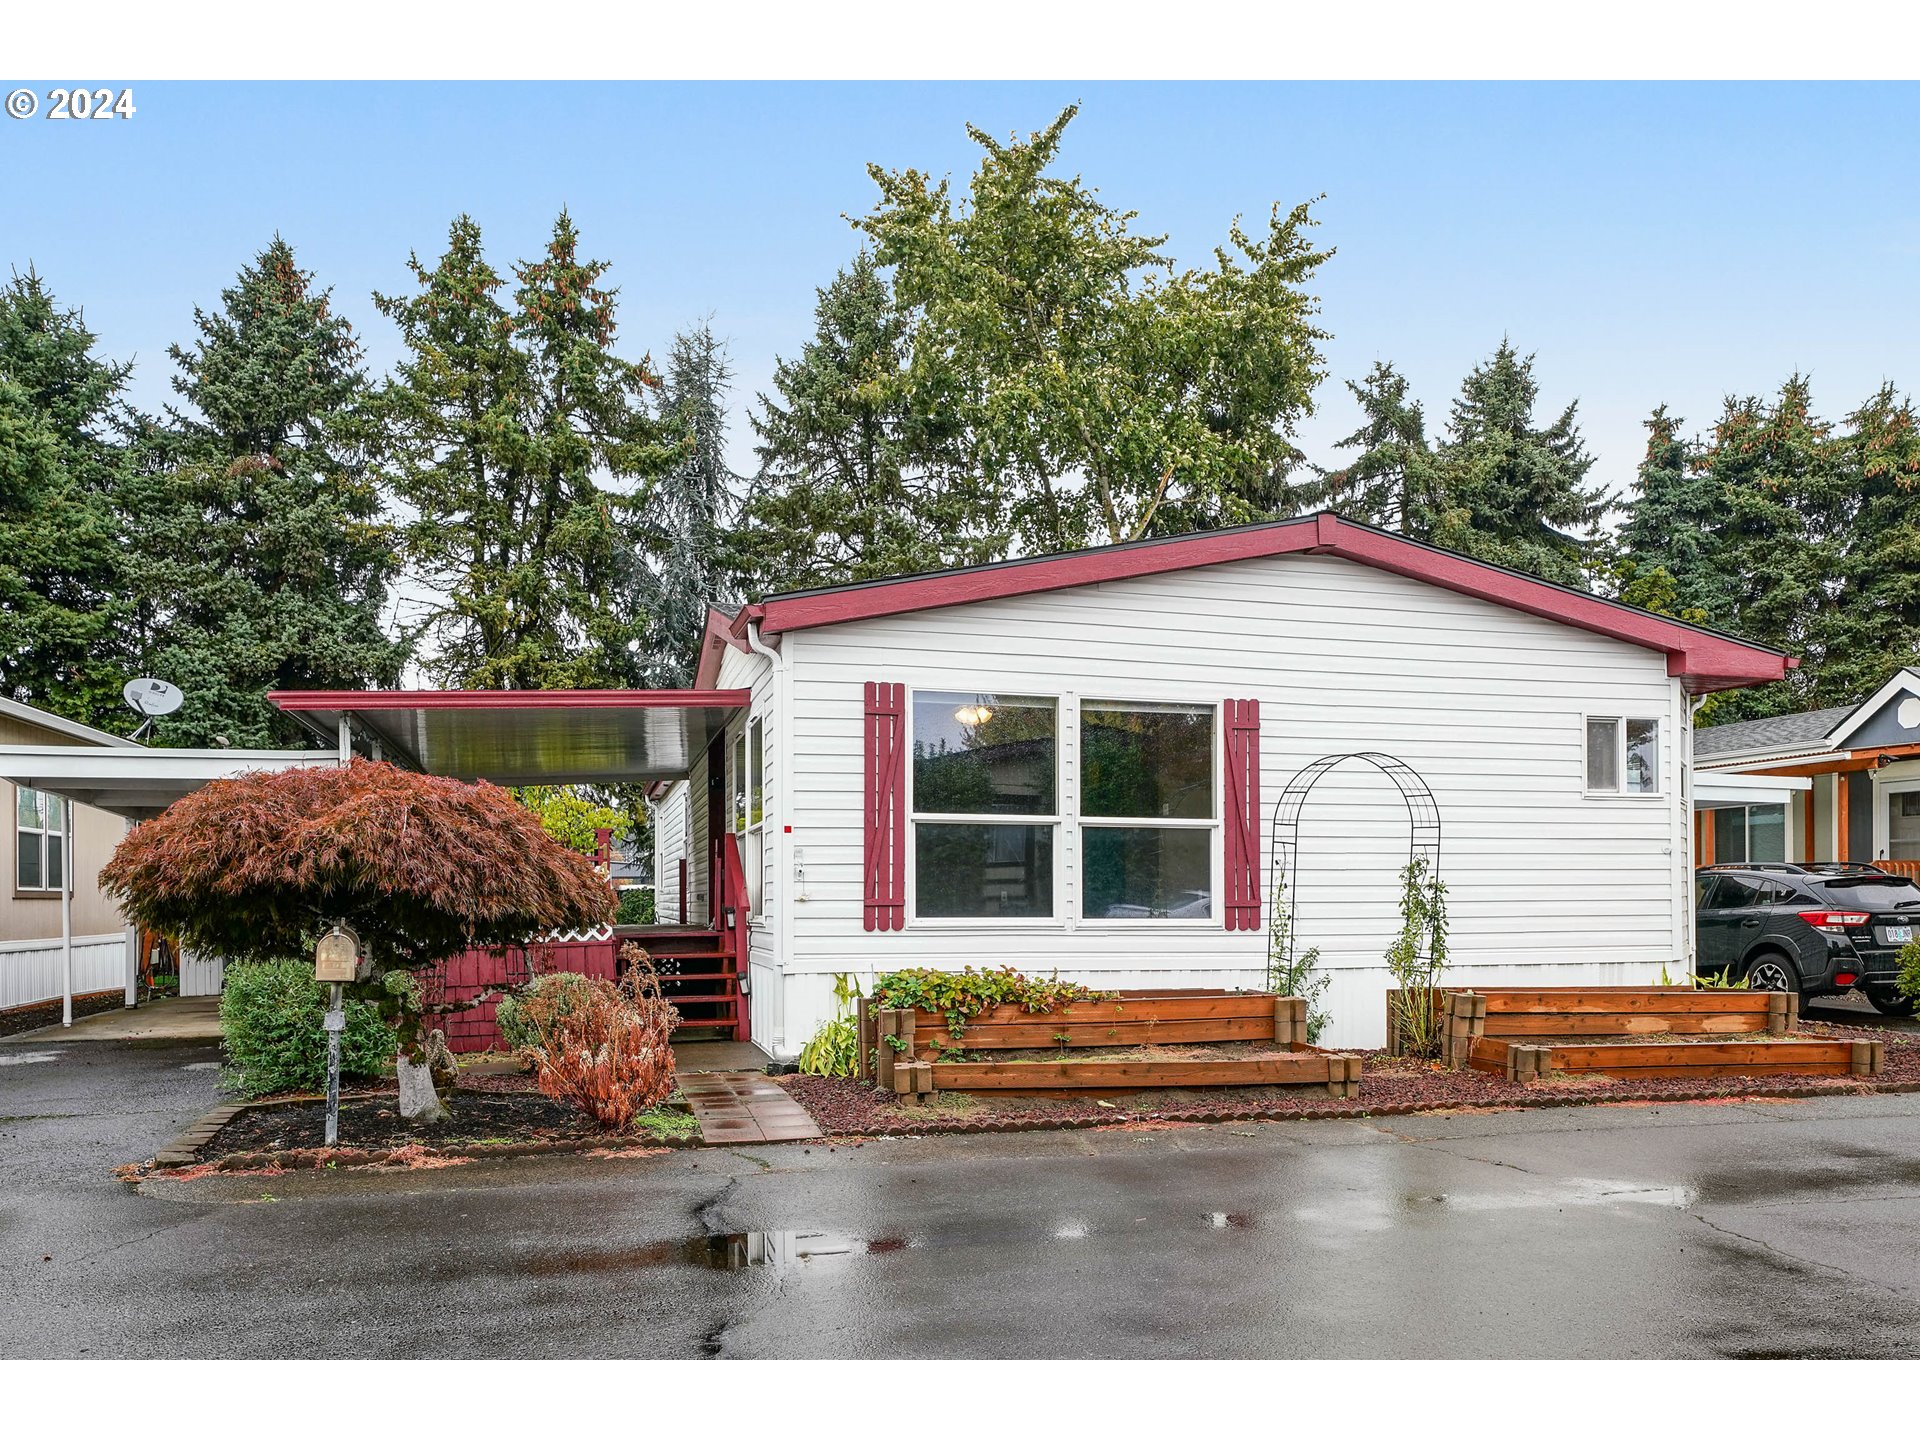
[123,678,184,718]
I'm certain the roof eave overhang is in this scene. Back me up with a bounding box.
[745,513,1792,696]
[268,688,752,787]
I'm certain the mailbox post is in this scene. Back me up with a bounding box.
[314,925,360,1147]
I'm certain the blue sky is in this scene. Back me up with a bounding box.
[4,80,1916,511]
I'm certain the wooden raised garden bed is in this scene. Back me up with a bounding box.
[1439,987,1886,1082]
[858,989,1360,1100]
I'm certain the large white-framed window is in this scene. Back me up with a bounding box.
[1078,698,1219,924]
[907,690,1060,921]
[15,785,65,894]
[1585,715,1662,796]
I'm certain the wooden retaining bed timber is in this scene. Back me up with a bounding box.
[857,990,1360,1099]
[1440,987,1886,1082]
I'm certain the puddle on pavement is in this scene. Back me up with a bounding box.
[527,1211,1270,1275]
[0,1052,59,1067]
[526,1231,875,1274]
[1292,1177,1698,1240]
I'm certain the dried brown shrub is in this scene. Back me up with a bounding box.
[524,944,679,1129]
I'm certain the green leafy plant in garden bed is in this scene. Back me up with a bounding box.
[219,957,394,1098]
[799,973,861,1076]
[873,965,1118,1040]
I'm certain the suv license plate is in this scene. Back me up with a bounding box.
[1882,925,1914,944]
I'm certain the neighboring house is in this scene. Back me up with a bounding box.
[0,698,140,1017]
[1695,667,1920,873]
[629,512,1789,1054]
[0,703,344,1011]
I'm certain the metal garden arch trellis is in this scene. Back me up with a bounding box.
[1266,752,1442,987]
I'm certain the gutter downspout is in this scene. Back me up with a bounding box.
[746,620,789,1059]
[1686,692,1711,971]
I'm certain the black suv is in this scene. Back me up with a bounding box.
[1696,862,1920,1015]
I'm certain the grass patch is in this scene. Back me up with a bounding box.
[630,1106,700,1140]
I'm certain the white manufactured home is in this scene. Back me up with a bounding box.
[635,513,1789,1056]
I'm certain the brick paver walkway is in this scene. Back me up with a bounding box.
[678,1071,822,1145]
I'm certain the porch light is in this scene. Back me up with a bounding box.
[954,703,994,726]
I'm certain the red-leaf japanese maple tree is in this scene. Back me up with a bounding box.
[103,759,616,1119]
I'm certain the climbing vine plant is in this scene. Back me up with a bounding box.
[1384,857,1449,1058]
[1265,871,1330,1042]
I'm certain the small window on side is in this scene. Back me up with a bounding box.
[1585,718,1620,791]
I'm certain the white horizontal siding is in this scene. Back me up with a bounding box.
[760,551,1689,1055]
[0,933,126,1011]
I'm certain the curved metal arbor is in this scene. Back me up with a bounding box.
[1266,752,1442,983]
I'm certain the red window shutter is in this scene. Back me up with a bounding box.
[863,681,907,931]
[1223,699,1262,932]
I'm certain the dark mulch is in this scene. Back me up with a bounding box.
[208,1090,600,1158]
[781,1024,1920,1137]
[0,990,125,1039]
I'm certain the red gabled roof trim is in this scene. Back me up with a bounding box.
[270,688,751,711]
[691,606,754,691]
[725,513,1792,695]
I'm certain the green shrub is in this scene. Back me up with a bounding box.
[1897,938,1920,1004]
[614,887,656,925]
[496,970,601,1053]
[873,965,1117,1041]
[218,957,392,1098]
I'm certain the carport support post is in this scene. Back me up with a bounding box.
[60,797,74,1027]
[323,983,345,1146]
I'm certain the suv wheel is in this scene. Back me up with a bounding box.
[1744,953,1802,996]
[1866,991,1917,1018]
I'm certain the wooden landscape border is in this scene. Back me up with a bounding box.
[855,991,1357,1099]
[1437,985,1884,1082]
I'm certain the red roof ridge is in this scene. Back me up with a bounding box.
[699,513,1790,696]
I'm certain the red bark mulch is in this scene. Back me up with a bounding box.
[779,1018,1920,1137]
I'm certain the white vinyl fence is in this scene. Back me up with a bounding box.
[0,933,127,1012]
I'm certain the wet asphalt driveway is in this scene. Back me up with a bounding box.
[4,1030,1920,1358]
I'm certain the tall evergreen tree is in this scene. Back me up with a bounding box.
[1313,342,1603,587]
[1427,341,1604,586]
[1612,405,1726,623]
[0,270,131,726]
[1301,361,1440,531]
[1808,383,1920,705]
[1692,378,1839,721]
[736,254,985,595]
[374,212,671,690]
[118,239,405,746]
[646,321,740,684]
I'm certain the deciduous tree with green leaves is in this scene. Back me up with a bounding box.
[854,105,1332,554]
